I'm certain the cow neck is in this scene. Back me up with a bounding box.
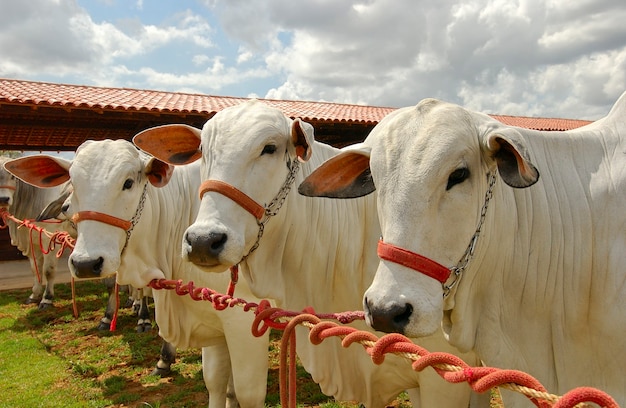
[379,172,498,298]
[198,152,301,262]
[71,183,148,253]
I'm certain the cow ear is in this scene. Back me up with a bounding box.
[485,128,540,188]
[133,124,202,165]
[298,144,375,198]
[292,118,314,162]
[145,157,175,188]
[37,185,73,221]
[4,155,71,188]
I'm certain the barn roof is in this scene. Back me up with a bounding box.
[0,78,593,151]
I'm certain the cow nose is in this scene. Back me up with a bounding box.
[71,257,104,278]
[0,196,9,206]
[184,230,227,265]
[363,296,412,334]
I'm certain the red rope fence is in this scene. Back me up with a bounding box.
[147,278,619,408]
[0,209,75,258]
[2,209,82,319]
[1,208,620,407]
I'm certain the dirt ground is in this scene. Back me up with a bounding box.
[0,253,73,291]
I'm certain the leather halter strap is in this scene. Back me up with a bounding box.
[199,179,265,220]
[72,211,132,231]
[377,239,451,283]
[0,185,16,190]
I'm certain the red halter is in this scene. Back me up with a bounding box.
[198,179,265,220]
[0,185,16,191]
[72,211,132,231]
[377,239,451,283]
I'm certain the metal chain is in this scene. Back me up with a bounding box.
[241,156,301,261]
[443,171,498,297]
[123,182,148,253]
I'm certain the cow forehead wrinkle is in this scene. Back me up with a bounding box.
[72,145,142,181]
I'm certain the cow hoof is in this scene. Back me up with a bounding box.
[97,321,111,331]
[24,297,42,305]
[150,367,172,377]
[38,301,54,310]
[136,323,152,333]
[123,298,134,309]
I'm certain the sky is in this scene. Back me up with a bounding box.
[1,0,626,121]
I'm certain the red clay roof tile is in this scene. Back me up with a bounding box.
[0,78,592,130]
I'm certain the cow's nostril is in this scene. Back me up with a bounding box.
[71,257,104,278]
[393,303,413,326]
[185,230,228,264]
[210,233,227,251]
[365,301,412,334]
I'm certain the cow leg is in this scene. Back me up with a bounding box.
[120,284,134,308]
[38,251,58,309]
[25,253,43,305]
[152,340,176,377]
[202,342,236,408]
[135,292,152,333]
[132,296,142,314]
[224,320,269,408]
[98,276,118,330]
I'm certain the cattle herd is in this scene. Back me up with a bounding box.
[1,91,625,408]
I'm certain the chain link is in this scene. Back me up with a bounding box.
[443,171,497,297]
[123,182,148,253]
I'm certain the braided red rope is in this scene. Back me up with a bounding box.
[1,209,80,318]
[147,277,619,408]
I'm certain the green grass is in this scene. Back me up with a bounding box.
[0,281,210,407]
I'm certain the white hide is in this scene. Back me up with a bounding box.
[138,101,481,407]
[317,95,626,406]
[29,141,270,408]
[0,156,72,307]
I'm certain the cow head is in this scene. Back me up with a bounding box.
[300,99,539,338]
[134,99,314,272]
[5,140,174,285]
[0,157,18,209]
[36,182,74,222]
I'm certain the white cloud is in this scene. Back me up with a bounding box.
[1,0,624,120]
[0,2,216,80]
[237,48,253,64]
[193,54,211,66]
[206,0,626,118]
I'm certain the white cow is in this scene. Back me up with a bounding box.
[0,156,73,309]
[298,94,626,406]
[5,140,270,408]
[133,100,483,408]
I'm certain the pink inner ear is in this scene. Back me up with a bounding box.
[295,146,307,161]
[147,160,174,188]
[5,157,70,188]
[300,152,369,195]
[133,125,201,165]
[292,119,311,162]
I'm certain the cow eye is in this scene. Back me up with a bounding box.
[123,179,134,190]
[261,144,277,156]
[446,167,469,190]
